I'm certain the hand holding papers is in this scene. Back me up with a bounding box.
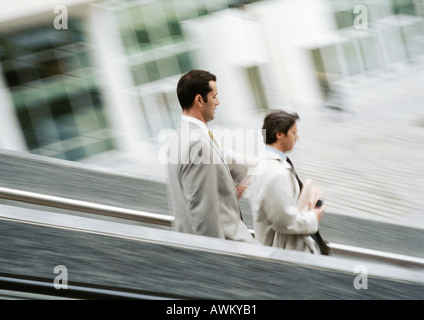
[297,179,322,212]
[297,179,332,255]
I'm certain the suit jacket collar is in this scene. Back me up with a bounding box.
[179,119,225,163]
[180,118,210,143]
[181,115,208,136]
[264,149,291,169]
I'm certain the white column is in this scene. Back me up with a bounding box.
[87,4,145,153]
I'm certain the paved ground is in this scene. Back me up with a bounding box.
[292,63,424,229]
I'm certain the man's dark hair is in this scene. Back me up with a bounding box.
[176,70,216,110]
[262,109,300,144]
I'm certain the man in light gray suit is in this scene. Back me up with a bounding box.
[166,70,256,243]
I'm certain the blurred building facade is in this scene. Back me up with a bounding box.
[0,0,423,167]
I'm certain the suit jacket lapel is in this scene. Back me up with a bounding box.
[181,120,228,168]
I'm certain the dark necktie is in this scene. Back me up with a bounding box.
[286,157,331,255]
[286,156,303,191]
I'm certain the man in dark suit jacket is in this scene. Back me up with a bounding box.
[166,70,256,243]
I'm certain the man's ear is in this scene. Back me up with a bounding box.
[275,132,284,140]
[194,94,203,106]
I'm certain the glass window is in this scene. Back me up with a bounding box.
[173,0,200,21]
[246,65,268,111]
[115,9,140,54]
[310,47,331,99]
[153,56,175,78]
[131,63,149,86]
[381,26,409,62]
[0,21,114,161]
[342,41,362,76]
[335,10,355,30]
[145,60,160,82]
[402,22,424,56]
[49,96,80,140]
[176,52,192,74]
[320,44,343,77]
[391,0,417,16]
[16,107,38,150]
[358,35,383,72]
